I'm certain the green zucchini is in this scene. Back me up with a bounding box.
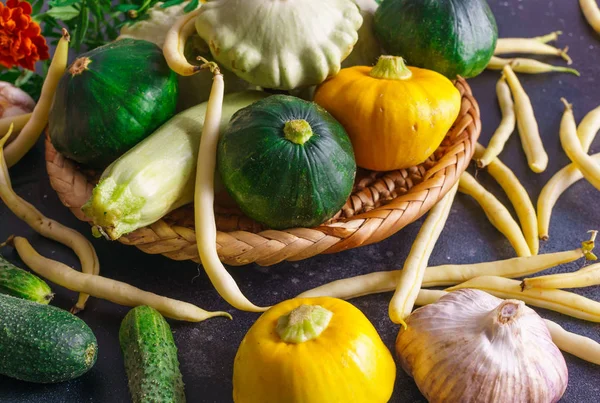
[0,294,97,383]
[82,90,269,240]
[0,253,53,304]
[120,306,185,403]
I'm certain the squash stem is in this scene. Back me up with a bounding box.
[276,304,333,343]
[369,55,412,80]
[283,119,313,145]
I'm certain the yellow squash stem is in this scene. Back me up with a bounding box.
[0,128,99,312]
[275,304,333,343]
[9,236,230,322]
[3,29,69,168]
[580,0,600,34]
[163,8,202,76]
[0,113,32,145]
[486,56,580,75]
[446,276,600,323]
[298,243,588,300]
[538,105,600,239]
[459,172,531,257]
[495,31,572,64]
[475,144,538,255]
[503,65,548,173]
[414,289,600,366]
[389,183,458,327]
[478,78,516,168]
[560,99,600,190]
[194,60,265,312]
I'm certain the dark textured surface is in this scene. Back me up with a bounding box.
[1,0,599,401]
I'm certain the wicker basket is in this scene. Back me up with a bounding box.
[45,77,480,266]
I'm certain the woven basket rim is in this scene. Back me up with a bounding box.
[45,77,480,266]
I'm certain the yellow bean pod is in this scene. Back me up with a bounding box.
[10,236,230,322]
[503,65,548,173]
[486,56,579,76]
[3,29,70,167]
[459,172,531,257]
[559,99,600,190]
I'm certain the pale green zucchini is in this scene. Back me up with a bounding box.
[82,90,269,240]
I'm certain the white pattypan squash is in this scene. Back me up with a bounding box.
[118,1,254,110]
[342,0,382,68]
[118,2,195,48]
[195,0,363,90]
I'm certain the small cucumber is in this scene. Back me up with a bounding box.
[0,294,98,383]
[0,253,53,304]
[120,306,186,403]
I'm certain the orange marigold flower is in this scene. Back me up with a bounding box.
[0,0,50,71]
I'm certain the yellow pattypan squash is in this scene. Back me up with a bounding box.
[233,297,396,403]
[314,55,461,171]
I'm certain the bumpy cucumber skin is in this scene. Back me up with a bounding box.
[120,306,186,403]
[0,294,98,383]
[0,254,53,304]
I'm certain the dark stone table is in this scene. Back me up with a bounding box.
[1,0,599,401]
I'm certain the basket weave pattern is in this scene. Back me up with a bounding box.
[45,78,480,266]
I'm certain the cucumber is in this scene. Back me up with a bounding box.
[0,294,98,383]
[0,253,53,304]
[120,306,186,403]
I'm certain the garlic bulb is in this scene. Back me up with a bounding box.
[396,289,568,403]
[0,82,35,118]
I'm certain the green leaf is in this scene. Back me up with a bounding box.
[115,4,139,13]
[184,0,199,13]
[161,0,186,8]
[49,0,82,7]
[46,5,81,21]
[31,0,45,15]
[73,3,90,52]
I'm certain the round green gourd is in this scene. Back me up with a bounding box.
[218,95,356,230]
[49,39,178,168]
[373,0,498,79]
[0,294,97,383]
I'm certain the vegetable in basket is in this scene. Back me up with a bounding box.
[118,1,253,111]
[164,0,363,90]
[233,297,396,403]
[342,0,382,68]
[49,39,178,168]
[83,91,269,240]
[218,95,357,230]
[374,0,498,79]
[314,55,461,171]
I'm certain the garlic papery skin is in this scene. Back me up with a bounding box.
[396,289,568,403]
[0,82,35,118]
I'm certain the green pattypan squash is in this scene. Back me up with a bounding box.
[342,0,382,68]
[118,1,254,110]
[195,0,363,90]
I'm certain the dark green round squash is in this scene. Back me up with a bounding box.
[49,39,178,168]
[374,0,498,79]
[218,95,356,230]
